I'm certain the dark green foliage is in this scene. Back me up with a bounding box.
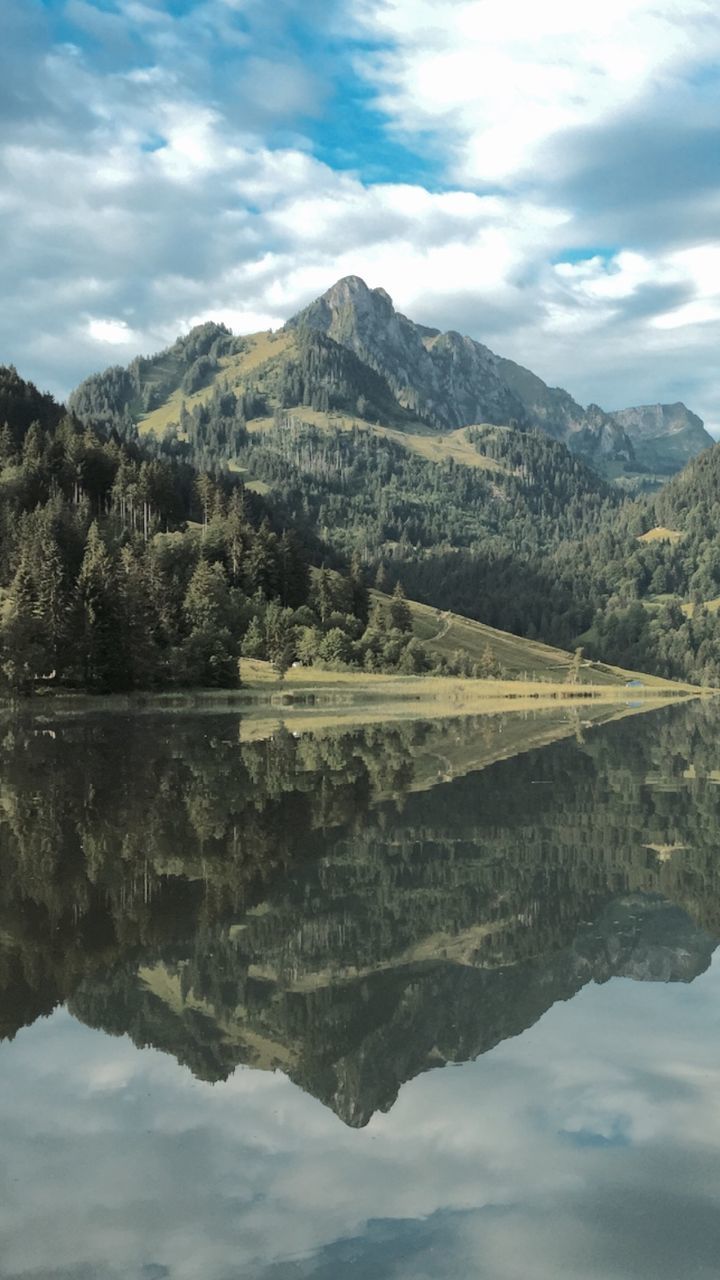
[77,522,126,691]
[389,582,412,633]
[174,400,720,685]
[0,373,429,693]
[271,330,405,421]
[0,365,64,446]
[215,418,618,652]
[68,322,238,436]
[182,355,217,396]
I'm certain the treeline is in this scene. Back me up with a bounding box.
[68,321,242,433]
[0,368,434,693]
[547,444,720,684]
[178,410,620,647]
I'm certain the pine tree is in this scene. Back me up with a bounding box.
[245,521,279,597]
[184,559,231,632]
[389,581,412,633]
[182,560,237,687]
[117,546,163,687]
[225,489,250,586]
[479,642,499,679]
[77,522,124,691]
[311,567,334,624]
[195,473,215,530]
[264,600,296,677]
[349,553,370,626]
[278,530,310,609]
[1,555,51,691]
[241,616,265,659]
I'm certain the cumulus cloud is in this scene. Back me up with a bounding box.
[2,0,720,433]
[352,0,720,184]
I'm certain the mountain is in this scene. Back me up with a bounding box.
[288,276,635,467]
[68,891,713,1127]
[29,278,720,687]
[610,401,714,474]
[0,363,64,444]
[69,276,709,485]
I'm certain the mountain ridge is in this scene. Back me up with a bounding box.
[67,275,713,483]
[610,400,714,473]
[287,275,635,467]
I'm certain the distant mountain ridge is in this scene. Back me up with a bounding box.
[609,401,714,473]
[68,275,713,482]
[288,275,635,467]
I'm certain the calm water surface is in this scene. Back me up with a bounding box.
[2,700,720,1279]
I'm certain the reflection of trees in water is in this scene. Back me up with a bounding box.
[1,702,720,1122]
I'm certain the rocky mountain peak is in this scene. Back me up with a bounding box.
[289,275,397,334]
[610,401,714,472]
[283,277,708,470]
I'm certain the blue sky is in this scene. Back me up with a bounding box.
[4,1,720,430]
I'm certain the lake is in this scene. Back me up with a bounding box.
[1,699,720,1279]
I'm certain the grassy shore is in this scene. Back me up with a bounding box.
[4,649,704,721]
[238,656,699,699]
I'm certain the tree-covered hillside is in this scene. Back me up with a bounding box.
[543,445,720,684]
[69,278,712,487]
[0,367,438,693]
[8,315,720,691]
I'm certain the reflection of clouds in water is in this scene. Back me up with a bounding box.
[3,966,720,1279]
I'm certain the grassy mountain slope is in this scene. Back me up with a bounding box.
[377,592,685,689]
[137,330,296,436]
[241,409,505,474]
[69,277,710,488]
[61,284,720,687]
[241,590,690,693]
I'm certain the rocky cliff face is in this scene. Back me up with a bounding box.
[288,276,635,465]
[610,402,715,473]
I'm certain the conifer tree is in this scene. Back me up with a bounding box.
[479,642,499,679]
[241,616,265,659]
[349,553,370,626]
[77,522,124,690]
[389,581,412,633]
[245,520,279,598]
[182,560,237,687]
[1,555,51,691]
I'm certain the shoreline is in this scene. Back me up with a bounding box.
[0,665,705,723]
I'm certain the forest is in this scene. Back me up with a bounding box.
[155,386,720,685]
[5,329,720,692]
[0,366,437,693]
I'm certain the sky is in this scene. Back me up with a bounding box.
[3,1,720,430]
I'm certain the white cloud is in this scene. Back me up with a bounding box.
[86,318,139,344]
[353,0,720,184]
[3,0,720,430]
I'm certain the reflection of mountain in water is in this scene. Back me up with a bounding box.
[1,702,719,1126]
